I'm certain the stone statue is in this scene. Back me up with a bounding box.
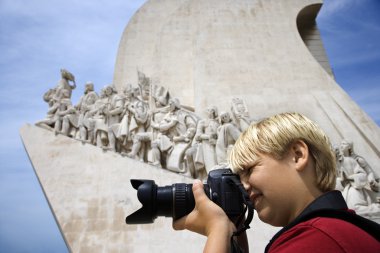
[36,88,61,130]
[194,106,219,173]
[165,98,197,172]
[149,97,184,168]
[60,103,79,138]
[215,111,241,165]
[103,85,125,152]
[54,98,77,136]
[89,88,110,149]
[336,140,380,216]
[116,85,134,151]
[76,82,99,143]
[170,127,197,174]
[137,70,151,103]
[36,69,76,130]
[125,95,150,161]
[184,141,204,179]
[54,69,76,100]
[231,97,254,132]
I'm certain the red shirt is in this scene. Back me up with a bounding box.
[268,216,380,253]
[265,191,380,253]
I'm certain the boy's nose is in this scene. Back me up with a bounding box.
[242,180,251,192]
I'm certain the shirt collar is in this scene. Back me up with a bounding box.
[265,191,348,253]
[296,190,348,221]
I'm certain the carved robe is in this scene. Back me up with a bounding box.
[216,123,241,165]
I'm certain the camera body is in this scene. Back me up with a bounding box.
[205,169,245,219]
[126,168,245,224]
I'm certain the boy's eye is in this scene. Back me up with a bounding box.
[240,167,253,179]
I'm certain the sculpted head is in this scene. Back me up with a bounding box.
[219,111,232,124]
[206,106,218,119]
[168,98,181,111]
[339,139,353,157]
[85,82,94,93]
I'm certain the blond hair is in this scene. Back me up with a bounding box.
[229,112,336,192]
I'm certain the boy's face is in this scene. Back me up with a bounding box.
[239,151,304,227]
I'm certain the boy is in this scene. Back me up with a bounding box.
[173,112,380,252]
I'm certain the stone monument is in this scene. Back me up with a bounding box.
[21,0,380,252]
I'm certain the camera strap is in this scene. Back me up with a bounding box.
[230,177,254,236]
[228,178,254,253]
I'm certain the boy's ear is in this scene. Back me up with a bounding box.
[290,140,309,171]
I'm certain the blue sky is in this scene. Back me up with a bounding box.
[0,0,379,252]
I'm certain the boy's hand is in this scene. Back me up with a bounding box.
[172,180,235,236]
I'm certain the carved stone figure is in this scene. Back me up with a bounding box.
[231,97,253,132]
[184,142,204,179]
[194,106,219,173]
[169,127,197,173]
[36,69,76,130]
[55,98,78,136]
[125,97,150,161]
[137,70,151,103]
[54,69,76,100]
[149,98,183,168]
[127,97,197,172]
[215,111,241,165]
[116,85,134,151]
[164,99,197,172]
[336,140,380,215]
[36,88,61,129]
[76,82,99,143]
[89,88,109,149]
[103,85,125,152]
[60,103,79,137]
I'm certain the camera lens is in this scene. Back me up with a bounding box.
[126,180,202,224]
[172,183,194,220]
[126,168,248,225]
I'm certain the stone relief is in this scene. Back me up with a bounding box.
[36,70,380,218]
[335,139,380,218]
[36,69,254,179]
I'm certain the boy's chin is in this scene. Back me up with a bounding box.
[257,210,285,227]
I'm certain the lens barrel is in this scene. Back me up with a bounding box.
[172,183,194,220]
[126,181,199,224]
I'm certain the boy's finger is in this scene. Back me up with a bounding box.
[172,215,186,231]
[192,179,206,201]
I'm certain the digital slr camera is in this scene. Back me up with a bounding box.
[126,168,253,225]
